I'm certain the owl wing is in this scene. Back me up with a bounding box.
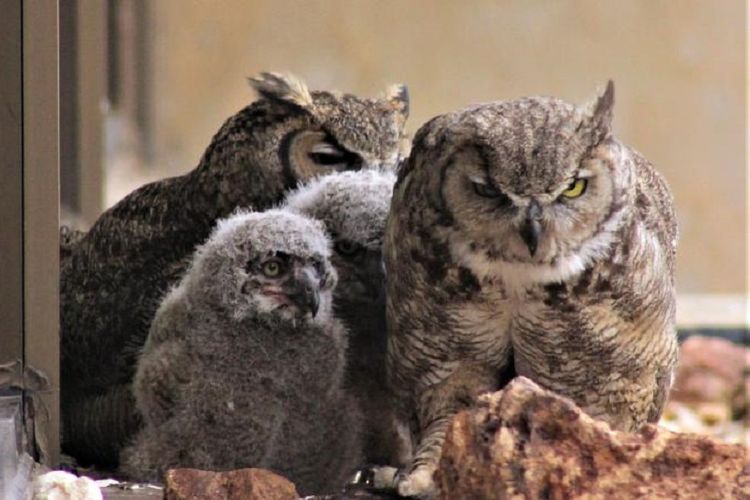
[647,369,674,423]
[133,338,194,427]
[630,147,678,270]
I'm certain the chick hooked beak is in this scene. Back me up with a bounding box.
[520,200,542,257]
[284,268,320,317]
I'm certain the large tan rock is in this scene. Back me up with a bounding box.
[436,377,750,499]
[164,467,298,500]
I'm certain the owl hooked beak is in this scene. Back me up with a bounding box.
[283,267,321,318]
[520,200,543,257]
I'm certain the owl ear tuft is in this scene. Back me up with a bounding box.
[584,80,615,143]
[248,72,314,110]
[384,83,410,125]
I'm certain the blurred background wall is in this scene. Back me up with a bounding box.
[90,0,746,299]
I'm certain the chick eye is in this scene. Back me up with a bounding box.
[262,260,285,278]
[334,239,363,256]
[560,178,588,199]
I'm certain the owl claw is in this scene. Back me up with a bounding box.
[396,465,437,499]
[347,464,399,491]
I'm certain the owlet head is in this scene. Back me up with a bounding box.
[249,72,409,177]
[284,169,396,304]
[187,209,337,324]
[412,81,633,285]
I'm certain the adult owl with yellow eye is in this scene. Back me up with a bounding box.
[384,81,679,497]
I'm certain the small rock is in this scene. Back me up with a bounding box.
[32,471,102,500]
[436,377,750,499]
[164,468,298,500]
[670,336,749,417]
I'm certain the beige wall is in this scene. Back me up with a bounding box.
[132,0,746,294]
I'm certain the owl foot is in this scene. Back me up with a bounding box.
[348,464,399,491]
[395,464,437,499]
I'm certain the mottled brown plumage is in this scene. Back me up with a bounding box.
[384,82,678,497]
[60,72,408,466]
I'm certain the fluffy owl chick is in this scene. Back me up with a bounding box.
[120,209,362,495]
[384,82,678,497]
[60,72,408,466]
[284,169,402,466]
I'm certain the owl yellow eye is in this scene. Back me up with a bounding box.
[561,178,588,198]
[262,260,283,277]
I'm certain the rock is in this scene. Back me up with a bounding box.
[436,377,750,500]
[659,336,749,444]
[669,336,749,417]
[164,468,298,500]
[307,489,402,500]
[32,470,102,500]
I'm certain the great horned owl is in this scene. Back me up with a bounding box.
[60,225,86,262]
[60,72,408,466]
[120,209,362,496]
[384,82,679,497]
[283,169,402,466]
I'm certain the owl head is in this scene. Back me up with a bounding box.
[284,169,396,312]
[404,81,634,287]
[196,72,408,211]
[184,209,337,325]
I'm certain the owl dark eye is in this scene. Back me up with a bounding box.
[308,151,347,166]
[472,181,512,206]
[308,141,361,169]
[472,181,500,198]
[334,239,363,256]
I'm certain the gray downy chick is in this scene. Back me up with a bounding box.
[120,209,362,495]
[284,169,402,467]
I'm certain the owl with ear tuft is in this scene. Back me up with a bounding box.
[60,71,409,467]
[384,81,678,498]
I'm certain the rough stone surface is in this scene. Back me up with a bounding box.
[309,490,401,500]
[436,377,750,500]
[669,336,749,418]
[164,468,298,500]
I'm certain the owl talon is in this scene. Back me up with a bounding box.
[348,465,399,491]
[348,466,375,488]
[396,465,437,499]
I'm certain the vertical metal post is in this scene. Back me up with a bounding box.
[23,0,61,467]
[76,0,106,223]
[0,1,24,373]
[111,0,153,165]
[60,0,106,226]
[0,2,26,490]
